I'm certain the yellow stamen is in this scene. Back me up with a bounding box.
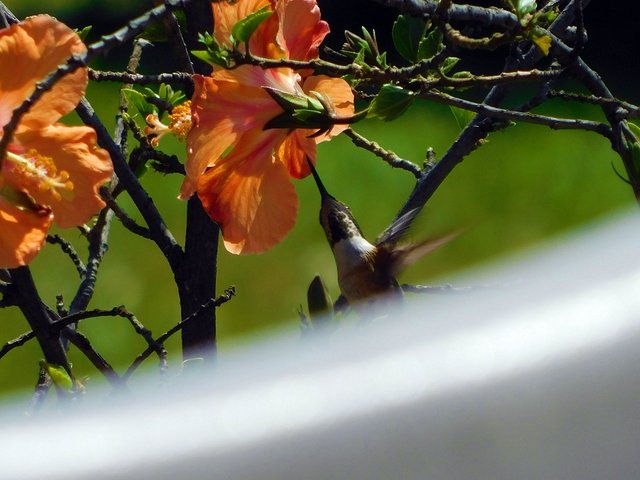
[168,101,192,141]
[5,149,74,202]
[144,101,192,147]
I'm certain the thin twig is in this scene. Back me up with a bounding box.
[63,328,122,387]
[424,90,612,137]
[369,0,519,30]
[76,99,185,271]
[344,129,422,177]
[51,306,167,367]
[89,69,193,85]
[0,331,36,360]
[123,287,236,380]
[46,235,87,278]
[393,0,591,221]
[100,186,152,239]
[548,90,640,118]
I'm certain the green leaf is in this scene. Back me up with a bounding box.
[192,49,228,68]
[368,84,415,121]
[122,88,155,117]
[75,25,92,42]
[292,109,326,123]
[416,28,443,61]
[231,5,273,44]
[342,28,387,69]
[516,0,537,16]
[449,106,476,130]
[152,83,186,107]
[192,32,231,68]
[40,361,73,391]
[264,87,316,112]
[440,56,460,74]
[628,122,640,141]
[392,14,428,62]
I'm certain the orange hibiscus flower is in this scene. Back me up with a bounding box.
[182,0,354,254]
[0,15,113,268]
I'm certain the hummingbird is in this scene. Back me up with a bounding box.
[307,159,456,313]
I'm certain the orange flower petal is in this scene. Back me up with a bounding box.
[277,130,316,179]
[197,128,296,254]
[212,0,283,58]
[0,15,87,129]
[182,67,298,198]
[303,75,355,140]
[276,0,329,60]
[0,195,51,268]
[12,125,112,228]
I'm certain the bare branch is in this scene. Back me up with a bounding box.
[424,90,612,137]
[89,69,193,85]
[63,328,122,387]
[123,287,236,381]
[76,98,184,271]
[368,0,519,30]
[548,90,640,118]
[46,235,87,278]
[0,331,36,361]
[344,129,422,177]
[100,186,152,239]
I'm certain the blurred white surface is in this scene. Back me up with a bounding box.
[2,209,640,479]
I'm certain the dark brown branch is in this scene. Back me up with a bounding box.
[424,90,612,137]
[7,268,72,380]
[369,0,519,29]
[548,90,640,118]
[89,69,193,85]
[344,129,422,177]
[46,235,87,278]
[432,68,564,89]
[63,328,121,386]
[178,0,220,362]
[100,186,152,239]
[548,30,640,197]
[51,306,167,368]
[123,287,235,381]
[0,331,36,360]
[76,98,185,271]
[393,0,592,221]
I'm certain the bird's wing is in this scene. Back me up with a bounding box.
[375,208,422,248]
[386,231,461,277]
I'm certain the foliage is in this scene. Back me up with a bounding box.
[0,0,638,406]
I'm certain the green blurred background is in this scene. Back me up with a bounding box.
[0,1,636,395]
